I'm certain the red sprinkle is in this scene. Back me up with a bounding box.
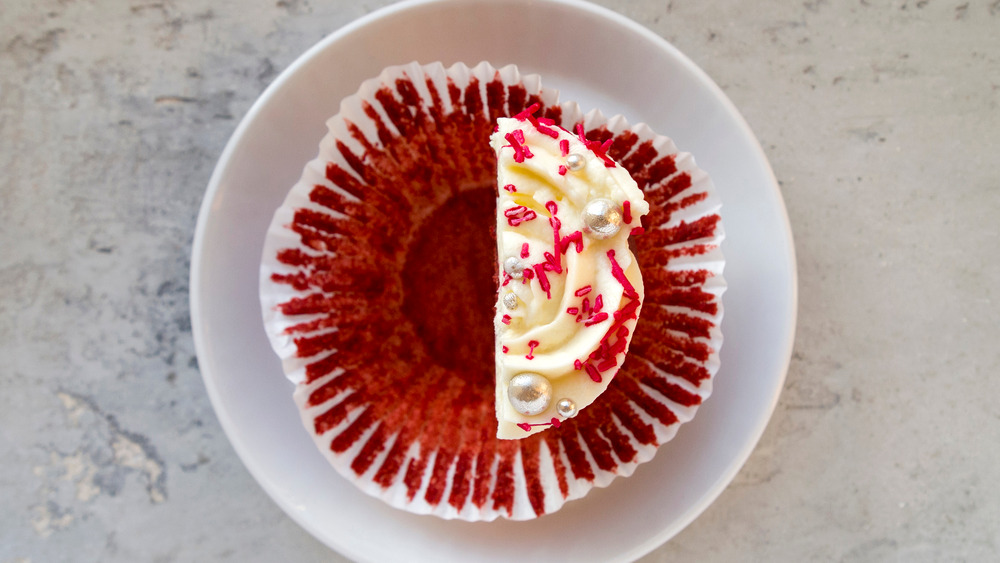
[502,345,508,353]
[533,264,552,299]
[536,123,560,138]
[567,307,579,315]
[559,139,570,157]
[513,102,542,121]
[585,363,602,383]
[607,250,638,299]
[504,130,534,163]
[574,123,616,167]
[520,243,530,258]
[585,312,609,327]
[504,205,537,226]
[558,165,568,176]
[623,201,632,224]
[597,357,618,372]
[517,418,562,432]
[542,251,562,274]
[501,315,511,325]
[574,359,583,370]
[503,183,517,192]
[526,340,540,360]
[630,227,645,236]
[574,286,592,297]
[558,231,583,254]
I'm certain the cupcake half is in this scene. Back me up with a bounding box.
[260,61,725,521]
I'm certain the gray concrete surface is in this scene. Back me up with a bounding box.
[1,0,998,561]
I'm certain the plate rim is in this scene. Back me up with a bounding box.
[190,0,798,560]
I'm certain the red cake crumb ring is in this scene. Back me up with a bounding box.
[259,62,725,521]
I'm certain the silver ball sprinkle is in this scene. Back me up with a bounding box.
[556,398,578,418]
[503,256,524,279]
[566,153,586,171]
[582,198,623,239]
[508,373,553,416]
[502,292,518,311]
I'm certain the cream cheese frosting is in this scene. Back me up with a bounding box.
[491,109,649,439]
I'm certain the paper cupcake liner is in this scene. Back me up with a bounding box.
[260,61,725,521]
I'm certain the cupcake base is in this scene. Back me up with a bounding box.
[260,61,725,521]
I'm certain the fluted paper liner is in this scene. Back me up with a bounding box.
[260,62,726,521]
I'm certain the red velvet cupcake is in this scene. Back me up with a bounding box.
[259,62,725,521]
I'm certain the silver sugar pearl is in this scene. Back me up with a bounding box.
[503,256,524,279]
[582,198,623,239]
[502,292,518,311]
[508,373,553,416]
[556,398,578,418]
[566,153,587,171]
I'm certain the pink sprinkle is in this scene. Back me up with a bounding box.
[585,312,609,327]
[526,340,540,360]
[558,165,568,176]
[623,201,632,224]
[574,359,583,370]
[501,315,511,325]
[538,117,555,126]
[550,417,561,428]
[523,268,535,280]
[559,139,570,156]
[545,201,559,215]
[520,243,530,258]
[503,183,517,192]
[517,422,532,432]
[566,307,579,315]
[593,294,604,313]
[574,285,592,297]
[582,297,590,313]
[502,345,509,353]
[630,227,645,236]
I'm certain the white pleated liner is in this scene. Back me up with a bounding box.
[260,61,726,521]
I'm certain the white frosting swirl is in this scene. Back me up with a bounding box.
[492,114,649,439]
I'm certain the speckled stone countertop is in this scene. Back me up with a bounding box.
[1,0,998,561]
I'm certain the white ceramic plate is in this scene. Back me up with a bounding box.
[190,0,797,561]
